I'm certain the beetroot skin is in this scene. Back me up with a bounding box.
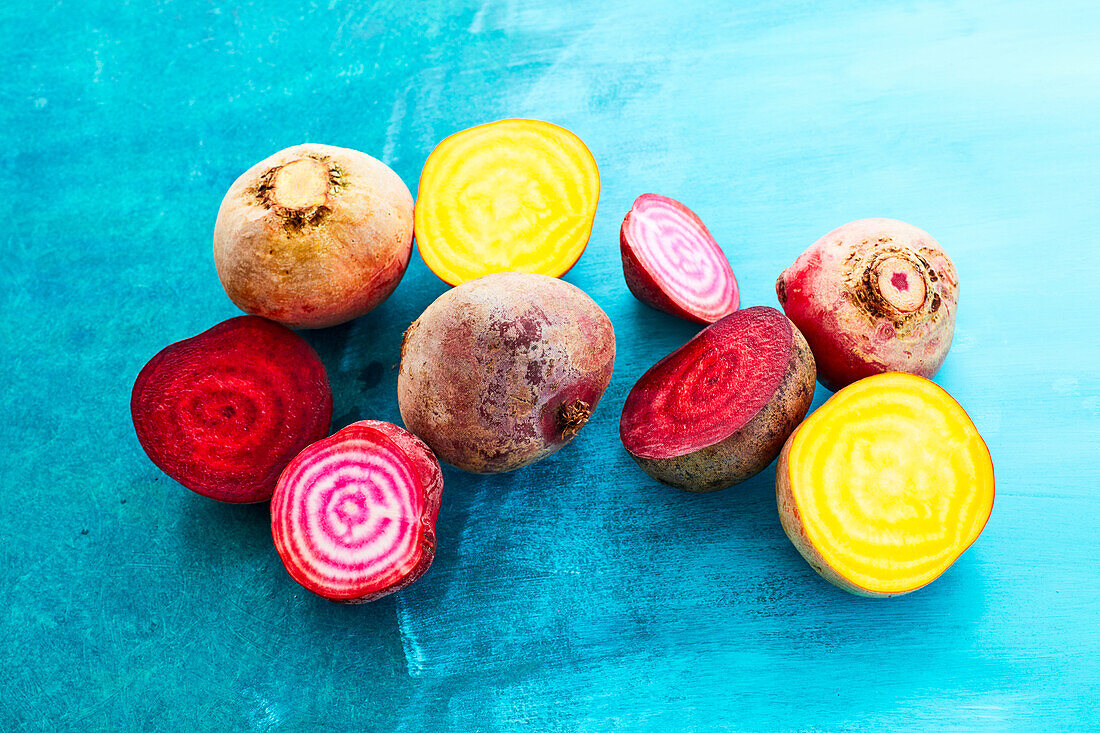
[271,420,442,603]
[213,144,414,329]
[620,306,815,492]
[621,193,739,324]
[398,272,616,473]
[131,316,332,503]
[776,218,958,391]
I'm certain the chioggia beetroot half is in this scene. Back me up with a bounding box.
[271,420,443,603]
[620,193,739,323]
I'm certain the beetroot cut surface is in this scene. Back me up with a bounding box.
[131,316,332,503]
[271,420,443,603]
[621,307,792,459]
[620,193,739,324]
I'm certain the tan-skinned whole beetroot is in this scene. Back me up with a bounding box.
[398,273,616,474]
[214,144,414,329]
[776,218,958,391]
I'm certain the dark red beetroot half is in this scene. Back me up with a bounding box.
[620,306,815,492]
[131,316,332,503]
[621,193,739,324]
[271,420,443,603]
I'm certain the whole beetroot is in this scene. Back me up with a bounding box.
[776,218,958,391]
[398,273,615,473]
[214,143,413,329]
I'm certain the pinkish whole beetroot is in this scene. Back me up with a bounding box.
[776,218,958,392]
[398,272,616,473]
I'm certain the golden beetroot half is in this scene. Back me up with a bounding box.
[398,272,615,473]
[214,144,414,329]
[131,316,332,503]
[414,119,600,286]
[776,373,994,597]
[776,218,958,391]
[620,306,815,492]
[271,420,442,603]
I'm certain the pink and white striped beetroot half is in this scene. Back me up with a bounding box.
[271,420,443,603]
[620,193,739,324]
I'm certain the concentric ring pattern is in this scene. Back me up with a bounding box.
[787,374,994,594]
[620,308,791,459]
[624,194,738,321]
[130,317,331,502]
[271,427,427,600]
[414,119,600,285]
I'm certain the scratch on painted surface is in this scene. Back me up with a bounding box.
[395,593,427,677]
[242,688,283,731]
[382,87,408,166]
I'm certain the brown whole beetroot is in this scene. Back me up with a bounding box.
[214,143,414,329]
[398,273,615,473]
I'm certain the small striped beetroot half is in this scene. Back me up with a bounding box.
[130,316,332,503]
[620,193,739,324]
[271,420,443,603]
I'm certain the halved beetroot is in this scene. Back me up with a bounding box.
[271,421,443,603]
[620,193,739,324]
[131,316,332,503]
[620,306,815,492]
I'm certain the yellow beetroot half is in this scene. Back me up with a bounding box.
[414,119,600,286]
[777,373,994,597]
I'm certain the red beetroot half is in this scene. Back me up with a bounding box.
[620,193,739,324]
[131,316,332,503]
[620,306,815,492]
[271,420,443,603]
[776,218,958,391]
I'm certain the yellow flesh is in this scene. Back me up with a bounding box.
[414,119,600,286]
[787,374,994,594]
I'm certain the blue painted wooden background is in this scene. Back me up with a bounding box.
[3,0,1098,730]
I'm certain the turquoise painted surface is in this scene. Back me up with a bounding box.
[3,0,1099,729]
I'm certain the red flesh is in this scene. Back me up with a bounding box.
[620,193,739,324]
[620,307,791,459]
[131,316,332,503]
[271,420,442,603]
